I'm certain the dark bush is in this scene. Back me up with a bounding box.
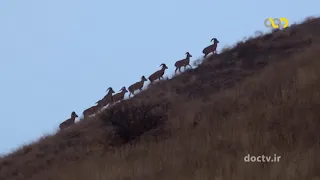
[101,101,167,144]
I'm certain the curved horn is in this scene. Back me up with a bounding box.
[160,63,165,67]
[185,52,189,55]
[107,87,112,91]
[211,38,215,42]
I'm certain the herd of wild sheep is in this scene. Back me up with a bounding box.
[59,38,220,130]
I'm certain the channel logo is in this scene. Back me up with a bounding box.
[264,18,289,29]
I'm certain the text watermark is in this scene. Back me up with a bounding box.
[244,154,281,163]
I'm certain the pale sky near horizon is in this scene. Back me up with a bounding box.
[0,0,319,155]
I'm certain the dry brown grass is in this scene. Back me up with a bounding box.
[1,17,320,180]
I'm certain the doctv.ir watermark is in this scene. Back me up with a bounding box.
[244,154,281,163]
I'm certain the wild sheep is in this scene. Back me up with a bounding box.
[82,103,102,118]
[128,76,147,98]
[202,38,219,58]
[148,63,168,86]
[174,52,192,73]
[111,87,128,104]
[82,87,115,117]
[59,111,78,130]
[96,87,115,107]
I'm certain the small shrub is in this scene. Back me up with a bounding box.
[254,30,263,37]
[193,57,204,67]
[304,16,317,23]
[220,45,232,53]
[101,102,167,143]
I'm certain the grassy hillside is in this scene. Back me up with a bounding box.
[1,17,320,180]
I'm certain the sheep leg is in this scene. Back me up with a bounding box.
[175,67,178,73]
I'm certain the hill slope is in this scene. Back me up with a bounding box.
[1,17,320,180]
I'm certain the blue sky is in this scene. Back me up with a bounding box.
[0,0,318,155]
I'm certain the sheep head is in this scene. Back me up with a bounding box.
[160,63,168,69]
[71,111,78,118]
[185,52,192,57]
[141,76,147,81]
[120,86,128,93]
[211,38,219,43]
[107,87,115,93]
